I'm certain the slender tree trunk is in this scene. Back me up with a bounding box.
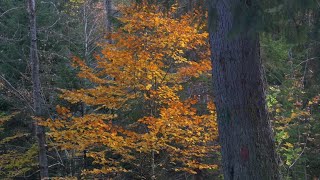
[151,150,155,180]
[208,1,280,179]
[83,1,89,61]
[27,0,49,179]
[104,0,112,39]
[187,0,193,12]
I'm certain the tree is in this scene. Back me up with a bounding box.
[43,2,219,179]
[27,0,49,178]
[208,1,280,179]
[0,0,111,178]
[262,35,320,179]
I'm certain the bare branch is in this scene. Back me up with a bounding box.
[0,75,35,112]
[0,7,23,18]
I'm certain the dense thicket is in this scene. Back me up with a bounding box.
[0,0,319,179]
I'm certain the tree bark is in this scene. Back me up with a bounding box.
[208,1,280,179]
[104,0,112,40]
[27,0,49,179]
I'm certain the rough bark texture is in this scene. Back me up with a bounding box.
[27,0,49,179]
[208,1,280,179]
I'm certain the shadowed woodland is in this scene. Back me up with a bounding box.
[0,0,320,179]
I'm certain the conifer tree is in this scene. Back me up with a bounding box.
[208,1,280,179]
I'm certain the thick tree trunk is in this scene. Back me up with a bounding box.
[27,0,49,179]
[208,1,280,179]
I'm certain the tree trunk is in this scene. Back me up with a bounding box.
[27,0,49,179]
[104,0,112,39]
[208,1,280,179]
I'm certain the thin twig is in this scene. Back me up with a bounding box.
[0,75,35,112]
[0,7,23,18]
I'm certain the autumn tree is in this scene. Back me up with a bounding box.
[43,1,219,179]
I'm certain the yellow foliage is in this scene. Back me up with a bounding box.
[45,1,218,177]
[0,144,38,177]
